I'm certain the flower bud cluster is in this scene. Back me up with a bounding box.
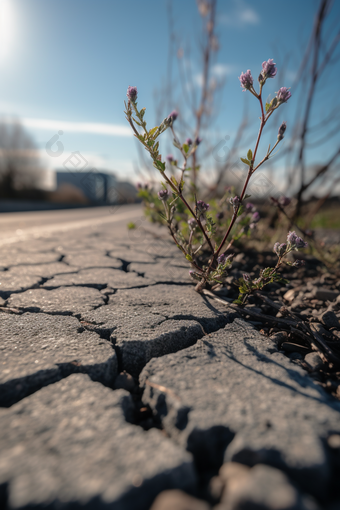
[277,87,291,103]
[127,86,138,103]
[277,122,287,141]
[229,196,240,211]
[168,110,178,124]
[251,212,260,223]
[260,59,277,82]
[239,70,253,91]
[188,218,197,230]
[196,200,210,214]
[136,182,149,190]
[273,242,287,257]
[217,252,233,265]
[287,231,308,249]
[270,195,291,207]
[158,189,170,201]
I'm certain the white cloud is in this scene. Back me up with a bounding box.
[193,64,236,88]
[211,63,236,78]
[193,73,204,87]
[219,1,260,27]
[0,117,132,137]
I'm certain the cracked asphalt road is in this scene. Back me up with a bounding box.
[1,205,340,509]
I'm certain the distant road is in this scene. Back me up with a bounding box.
[0,204,143,246]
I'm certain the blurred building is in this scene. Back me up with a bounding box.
[56,170,122,204]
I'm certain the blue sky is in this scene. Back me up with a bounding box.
[0,0,339,193]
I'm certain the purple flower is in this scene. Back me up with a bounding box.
[216,211,224,220]
[261,59,277,79]
[229,196,240,209]
[251,212,260,223]
[217,253,233,265]
[295,236,308,249]
[245,202,254,211]
[168,110,178,122]
[287,231,308,249]
[243,273,251,282]
[195,136,202,146]
[277,87,291,103]
[278,196,291,207]
[273,242,280,256]
[239,69,253,90]
[127,86,138,102]
[166,154,174,163]
[158,189,170,201]
[188,218,197,230]
[197,200,210,213]
[217,253,226,265]
[287,231,298,245]
[186,138,193,146]
[277,122,287,141]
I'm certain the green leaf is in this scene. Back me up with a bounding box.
[171,176,178,186]
[179,177,184,193]
[247,149,253,161]
[185,254,193,262]
[183,143,189,154]
[147,140,155,147]
[127,222,136,230]
[237,205,244,217]
[243,194,251,200]
[149,126,158,138]
[153,160,165,172]
[265,102,271,112]
[240,157,250,166]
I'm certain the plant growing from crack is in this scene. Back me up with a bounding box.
[124,60,308,295]
[235,230,308,305]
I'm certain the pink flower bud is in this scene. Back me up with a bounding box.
[261,59,277,79]
[277,87,291,103]
[239,70,253,90]
[127,86,138,102]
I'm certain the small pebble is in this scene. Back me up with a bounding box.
[313,288,339,301]
[305,352,324,372]
[320,310,340,329]
[269,332,288,346]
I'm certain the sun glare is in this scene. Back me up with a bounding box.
[0,0,14,61]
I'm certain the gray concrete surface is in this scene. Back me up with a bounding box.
[0,204,339,509]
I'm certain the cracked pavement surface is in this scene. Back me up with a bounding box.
[0,205,340,509]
